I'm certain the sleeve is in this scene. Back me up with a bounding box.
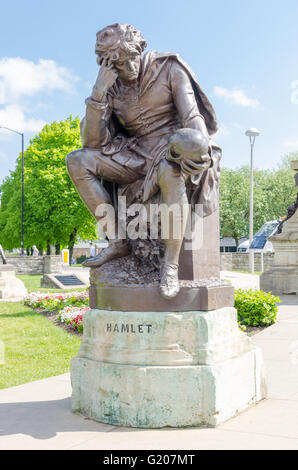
[80,95,113,149]
[169,60,209,138]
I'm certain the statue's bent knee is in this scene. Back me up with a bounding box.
[66,149,83,174]
[66,148,94,177]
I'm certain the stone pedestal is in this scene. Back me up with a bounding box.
[179,209,220,281]
[71,308,266,428]
[43,255,63,274]
[260,212,298,294]
[0,265,28,300]
[41,255,64,289]
[72,202,266,428]
[260,160,298,295]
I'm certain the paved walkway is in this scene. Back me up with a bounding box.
[220,270,260,290]
[0,295,298,450]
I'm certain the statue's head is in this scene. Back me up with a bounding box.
[95,24,147,83]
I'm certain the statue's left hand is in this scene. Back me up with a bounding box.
[180,158,211,177]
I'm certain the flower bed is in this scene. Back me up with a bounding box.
[58,305,90,333]
[24,291,89,334]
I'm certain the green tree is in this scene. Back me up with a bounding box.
[219,166,267,246]
[0,116,96,254]
[219,154,297,246]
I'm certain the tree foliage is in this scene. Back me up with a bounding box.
[219,152,298,246]
[1,116,297,253]
[0,116,96,251]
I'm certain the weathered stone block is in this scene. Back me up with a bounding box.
[71,308,266,428]
[261,205,298,294]
[0,265,27,300]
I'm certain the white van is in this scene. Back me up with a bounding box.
[237,220,280,253]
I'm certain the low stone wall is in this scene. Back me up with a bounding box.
[7,257,44,275]
[6,255,62,275]
[43,255,62,274]
[220,253,275,272]
[73,247,101,259]
[7,252,275,275]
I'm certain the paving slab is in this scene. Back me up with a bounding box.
[261,361,298,400]
[220,399,298,441]
[70,427,298,451]
[220,271,260,290]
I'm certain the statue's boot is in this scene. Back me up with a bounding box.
[82,240,131,268]
[157,159,189,300]
[159,263,180,300]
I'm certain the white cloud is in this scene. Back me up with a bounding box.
[0,57,79,104]
[213,86,260,108]
[0,57,79,137]
[283,140,298,150]
[0,105,46,135]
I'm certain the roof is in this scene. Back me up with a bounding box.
[220,237,248,247]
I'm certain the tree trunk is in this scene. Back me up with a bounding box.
[68,229,77,266]
[233,235,239,248]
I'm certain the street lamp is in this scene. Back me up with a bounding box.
[245,128,260,274]
[0,126,24,255]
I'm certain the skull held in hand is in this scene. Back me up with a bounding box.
[166,128,211,176]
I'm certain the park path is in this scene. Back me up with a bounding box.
[0,271,298,450]
[220,270,260,290]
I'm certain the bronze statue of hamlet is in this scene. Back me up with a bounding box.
[66,23,221,300]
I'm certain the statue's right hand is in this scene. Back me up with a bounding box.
[92,59,118,102]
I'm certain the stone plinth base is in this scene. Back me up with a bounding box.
[260,267,298,295]
[43,255,63,274]
[0,265,27,300]
[260,201,298,295]
[89,282,234,312]
[89,259,234,312]
[71,308,266,428]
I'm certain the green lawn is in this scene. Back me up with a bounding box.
[0,301,81,389]
[17,274,58,293]
[17,274,86,293]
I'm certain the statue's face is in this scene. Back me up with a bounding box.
[113,50,141,84]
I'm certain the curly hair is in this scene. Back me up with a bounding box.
[95,23,147,65]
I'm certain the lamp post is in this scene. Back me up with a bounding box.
[0,126,24,255]
[245,128,260,274]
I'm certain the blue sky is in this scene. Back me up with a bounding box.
[1,0,298,183]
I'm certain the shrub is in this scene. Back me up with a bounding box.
[235,289,280,327]
[238,322,247,333]
[76,255,87,264]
